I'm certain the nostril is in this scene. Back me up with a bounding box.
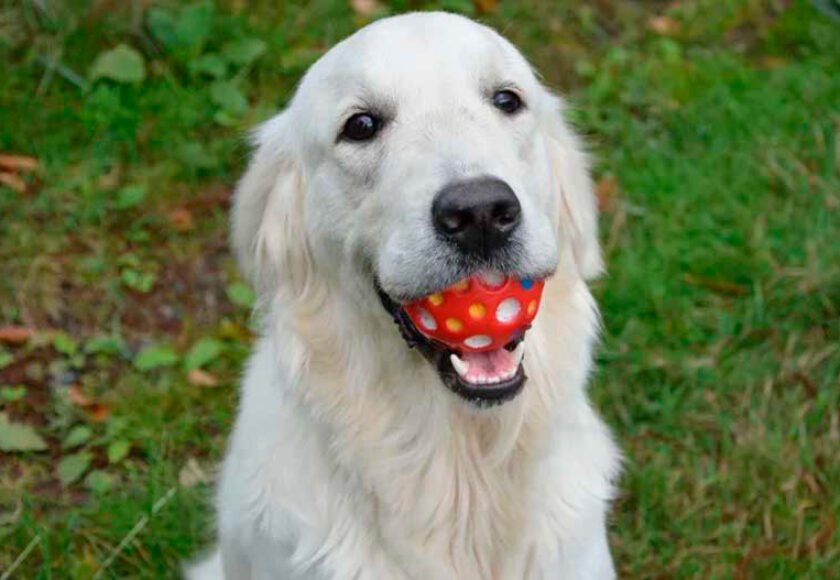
[440,210,470,234]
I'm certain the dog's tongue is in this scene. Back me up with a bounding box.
[461,348,517,384]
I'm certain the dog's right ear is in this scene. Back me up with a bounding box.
[231,112,313,300]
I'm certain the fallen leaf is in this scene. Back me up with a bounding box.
[89,44,146,84]
[68,384,94,407]
[62,425,92,449]
[184,337,224,371]
[0,172,27,192]
[0,326,35,344]
[188,368,219,387]
[168,208,194,231]
[88,402,110,423]
[85,470,115,494]
[0,413,48,452]
[179,457,210,488]
[134,343,179,371]
[757,56,787,69]
[473,0,499,13]
[57,452,92,485]
[107,439,131,463]
[596,175,619,210]
[349,0,383,16]
[648,15,680,35]
[0,154,39,173]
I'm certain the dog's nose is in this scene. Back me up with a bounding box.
[432,177,522,258]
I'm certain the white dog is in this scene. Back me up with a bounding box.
[188,12,620,580]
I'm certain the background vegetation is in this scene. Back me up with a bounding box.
[1,0,838,577]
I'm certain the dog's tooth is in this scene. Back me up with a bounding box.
[450,354,469,378]
[512,343,525,367]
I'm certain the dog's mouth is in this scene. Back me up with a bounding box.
[375,283,528,407]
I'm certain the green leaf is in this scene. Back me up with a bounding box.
[85,335,126,356]
[189,54,227,78]
[115,184,147,210]
[1,386,26,402]
[107,439,131,464]
[90,44,146,84]
[147,7,179,48]
[221,38,267,66]
[0,413,47,452]
[210,81,248,115]
[184,338,223,371]
[226,282,255,309]
[62,425,92,450]
[57,452,92,485]
[0,350,12,370]
[175,1,214,49]
[121,268,156,293]
[85,470,115,494]
[134,344,179,371]
[53,333,78,356]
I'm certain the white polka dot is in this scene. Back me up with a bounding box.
[464,335,492,349]
[479,271,505,289]
[418,308,437,330]
[496,298,521,323]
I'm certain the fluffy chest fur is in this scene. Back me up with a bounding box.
[208,278,619,580]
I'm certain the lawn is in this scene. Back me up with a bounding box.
[1,0,838,577]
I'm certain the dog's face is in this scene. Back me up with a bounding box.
[233,13,602,406]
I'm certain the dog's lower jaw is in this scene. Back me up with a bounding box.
[375,281,527,406]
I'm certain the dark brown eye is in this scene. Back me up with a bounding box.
[492,90,523,115]
[341,112,382,141]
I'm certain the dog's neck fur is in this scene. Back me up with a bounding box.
[264,273,590,578]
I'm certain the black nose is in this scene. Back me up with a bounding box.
[432,177,522,258]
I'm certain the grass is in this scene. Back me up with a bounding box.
[1,0,838,577]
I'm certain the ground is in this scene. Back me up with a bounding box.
[1,0,838,578]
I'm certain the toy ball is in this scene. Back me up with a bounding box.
[403,272,545,353]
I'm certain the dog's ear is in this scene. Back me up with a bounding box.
[231,112,314,300]
[540,93,604,280]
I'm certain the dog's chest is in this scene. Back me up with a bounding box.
[348,426,539,579]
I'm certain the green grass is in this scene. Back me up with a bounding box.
[1,0,838,577]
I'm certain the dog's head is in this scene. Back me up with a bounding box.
[232,12,601,407]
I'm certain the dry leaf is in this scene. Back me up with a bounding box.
[473,0,499,14]
[648,15,680,35]
[758,56,787,69]
[68,384,94,407]
[168,208,194,231]
[0,172,27,193]
[596,175,619,211]
[188,368,220,387]
[0,154,39,173]
[179,457,210,488]
[349,0,383,16]
[0,326,35,344]
[88,402,110,422]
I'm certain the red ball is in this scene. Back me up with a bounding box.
[403,273,545,352]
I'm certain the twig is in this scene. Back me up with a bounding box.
[92,487,177,579]
[1,535,41,580]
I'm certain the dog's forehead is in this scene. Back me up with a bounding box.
[301,13,533,103]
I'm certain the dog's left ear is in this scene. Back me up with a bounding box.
[539,93,604,280]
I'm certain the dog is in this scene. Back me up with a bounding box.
[187,12,620,579]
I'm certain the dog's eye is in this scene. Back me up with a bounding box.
[492,90,523,115]
[341,112,383,141]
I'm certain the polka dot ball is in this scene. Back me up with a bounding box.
[402,273,545,353]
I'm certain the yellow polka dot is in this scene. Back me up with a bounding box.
[452,280,469,292]
[468,303,486,320]
[527,300,538,316]
[428,293,444,306]
[445,318,463,332]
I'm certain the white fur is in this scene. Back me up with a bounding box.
[188,12,620,580]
